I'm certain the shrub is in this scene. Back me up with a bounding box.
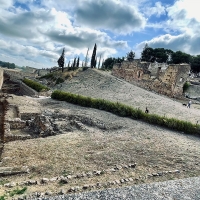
[51,90,200,136]
[23,78,50,92]
[9,187,27,197]
[82,67,89,71]
[56,77,64,84]
[183,81,190,92]
[40,73,54,79]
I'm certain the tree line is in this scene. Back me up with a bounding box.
[57,43,200,73]
[102,44,200,73]
[0,60,16,69]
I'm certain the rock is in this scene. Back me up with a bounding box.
[67,175,72,179]
[59,189,66,195]
[41,178,49,184]
[158,172,163,176]
[115,180,120,184]
[152,173,159,176]
[83,185,89,190]
[81,173,86,177]
[109,168,116,172]
[4,182,16,187]
[94,171,101,176]
[27,180,37,185]
[74,186,81,191]
[86,172,93,177]
[120,179,125,183]
[96,182,102,188]
[50,177,58,182]
[36,192,41,197]
[68,187,75,192]
[115,165,122,170]
[45,191,52,196]
[129,163,137,168]
[76,174,82,178]
[174,170,180,173]
[59,177,68,184]
[128,178,134,182]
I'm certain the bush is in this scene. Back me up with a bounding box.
[56,77,65,84]
[9,187,27,197]
[40,73,54,79]
[51,90,200,136]
[82,67,89,71]
[23,78,50,92]
[183,81,190,92]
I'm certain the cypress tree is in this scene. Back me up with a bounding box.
[57,48,65,72]
[91,43,97,68]
[76,57,80,68]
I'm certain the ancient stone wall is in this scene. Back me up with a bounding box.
[0,68,3,90]
[112,61,190,98]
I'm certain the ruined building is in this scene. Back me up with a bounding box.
[112,60,190,98]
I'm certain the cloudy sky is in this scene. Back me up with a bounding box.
[0,0,199,69]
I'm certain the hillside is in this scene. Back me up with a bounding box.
[56,68,200,124]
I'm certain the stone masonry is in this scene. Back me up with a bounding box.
[112,60,190,98]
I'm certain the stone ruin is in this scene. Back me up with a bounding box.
[112,60,190,98]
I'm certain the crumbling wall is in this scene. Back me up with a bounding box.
[0,68,3,90]
[112,61,190,97]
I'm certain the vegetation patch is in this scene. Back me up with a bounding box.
[51,90,200,136]
[23,78,50,92]
[183,81,190,92]
[9,187,27,197]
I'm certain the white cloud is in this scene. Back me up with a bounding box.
[74,0,146,34]
[136,33,200,57]
[144,2,166,17]
[166,0,200,34]
[0,0,13,8]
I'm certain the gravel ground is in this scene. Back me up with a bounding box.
[31,176,200,200]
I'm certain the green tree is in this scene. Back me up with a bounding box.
[76,57,80,68]
[171,51,192,64]
[154,48,169,63]
[91,43,97,68]
[141,44,155,62]
[57,48,65,72]
[190,55,200,72]
[127,50,135,61]
[103,57,124,70]
[72,57,76,70]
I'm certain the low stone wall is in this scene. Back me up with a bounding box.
[20,112,40,120]
[8,118,26,129]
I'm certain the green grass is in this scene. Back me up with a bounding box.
[23,78,50,92]
[9,187,27,197]
[0,195,5,200]
[51,90,200,136]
